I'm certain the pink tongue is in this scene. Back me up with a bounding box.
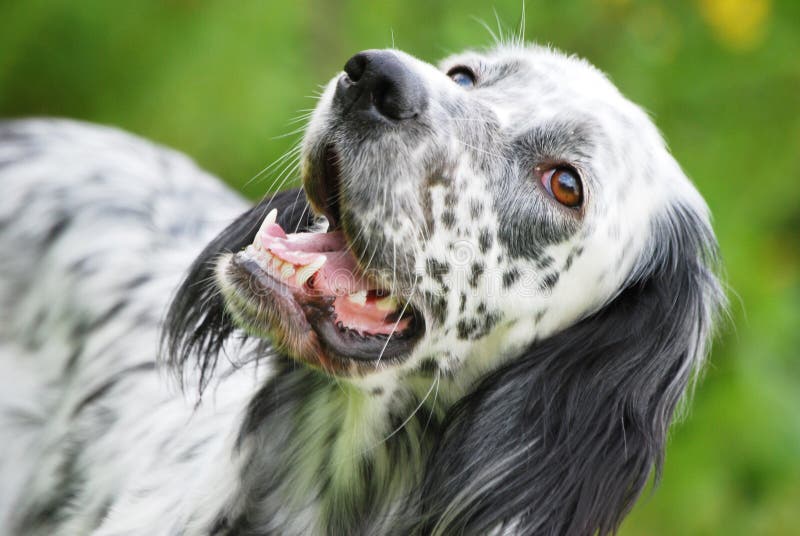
[314,252,372,295]
[333,295,410,335]
[260,227,372,295]
[258,222,409,335]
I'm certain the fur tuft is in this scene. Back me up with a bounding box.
[161,189,313,393]
[409,203,725,535]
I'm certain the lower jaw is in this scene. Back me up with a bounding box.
[217,253,423,376]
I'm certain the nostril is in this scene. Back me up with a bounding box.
[343,53,368,83]
[336,50,428,121]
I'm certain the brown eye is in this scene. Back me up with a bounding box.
[541,167,583,208]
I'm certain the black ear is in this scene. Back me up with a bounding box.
[413,203,725,535]
[161,188,314,392]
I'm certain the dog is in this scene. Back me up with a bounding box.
[0,43,724,535]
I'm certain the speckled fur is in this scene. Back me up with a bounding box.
[1,42,724,536]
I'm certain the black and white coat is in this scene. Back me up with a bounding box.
[0,44,724,535]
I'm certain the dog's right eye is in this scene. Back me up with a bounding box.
[446,66,476,88]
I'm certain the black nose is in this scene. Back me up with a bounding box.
[335,50,427,121]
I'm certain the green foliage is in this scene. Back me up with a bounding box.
[1,1,798,533]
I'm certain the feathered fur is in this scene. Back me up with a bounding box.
[0,42,725,536]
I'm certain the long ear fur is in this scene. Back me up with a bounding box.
[161,188,313,392]
[412,202,725,535]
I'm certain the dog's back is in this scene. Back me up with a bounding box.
[0,119,244,533]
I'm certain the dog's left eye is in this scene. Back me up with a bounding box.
[541,166,584,208]
[447,66,476,88]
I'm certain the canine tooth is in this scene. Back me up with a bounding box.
[254,209,278,247]
[254,209,277,249]
[347,290,367,306]
[295,256,326,286]
[280,263,296,280]
[260,208,278,231]
[375,295,399,312]
[294,267,314,286]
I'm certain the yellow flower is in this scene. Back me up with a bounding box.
[699,0,771,50]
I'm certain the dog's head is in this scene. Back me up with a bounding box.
[164,44,724,533]
[172,45,721,386]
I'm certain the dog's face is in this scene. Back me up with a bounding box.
[216,45,710,389]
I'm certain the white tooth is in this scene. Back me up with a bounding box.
[254,208,279,249]
[375,295,399,312]
[295,256,326,286]
[261,208,278,230]
[347,290,367,306]
[261,253,274,271]
[295,266,314,286]
[280,263,296,280]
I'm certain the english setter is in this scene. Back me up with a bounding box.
[0,44,724,535]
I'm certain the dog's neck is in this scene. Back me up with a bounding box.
[213,363,444,534]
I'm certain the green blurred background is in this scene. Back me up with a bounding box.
[1,0,798,534]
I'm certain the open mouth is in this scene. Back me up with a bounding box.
[219,148,424,374]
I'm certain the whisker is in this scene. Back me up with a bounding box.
[471,15,500,46]
[375,282,419,368]
[454,138,503,159]
[421,371,441,438]
[373,369,437,445]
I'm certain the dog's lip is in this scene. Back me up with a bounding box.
[227,251,424,370]
[221,205,426,372]
[303,144,343,230]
